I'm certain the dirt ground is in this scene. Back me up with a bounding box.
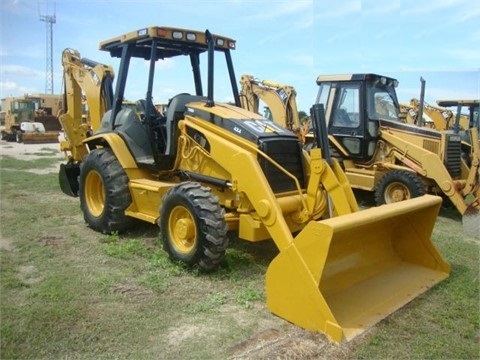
[0,136,65,174]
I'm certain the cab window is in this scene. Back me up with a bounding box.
[332,85,360,128]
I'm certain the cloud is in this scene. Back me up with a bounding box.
[245,0,312,21]
[0,80,18,91]
[156,58,175,70]
[1,65,44,78]
[0,81,40,98]
[456,6,480,22]
[0,47,9,57]
[315,0,360,20]
[400,0,473,15]
[288,54,314,67]
[443,48,480,65]
[361,0,400,14]
[406,86,479,103]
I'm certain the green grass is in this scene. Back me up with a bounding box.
[0,154,61,170]
[1,156,479,359]
[350,215,479,359]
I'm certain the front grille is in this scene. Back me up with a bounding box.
[444,134,461,177]
[258,138,305,193]
[423,139,440,154]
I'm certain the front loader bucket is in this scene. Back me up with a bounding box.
[266,195,450,343]
[22,132,59,144]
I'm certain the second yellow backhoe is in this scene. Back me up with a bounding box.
[315,74,479,236]
[58,26,450,343]
[1,94,62,143]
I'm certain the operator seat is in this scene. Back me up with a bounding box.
[334,108,356,127]
[136,99,147,119]
[110,107,154,163]
[136,99,167,154]
[165,94,207,155]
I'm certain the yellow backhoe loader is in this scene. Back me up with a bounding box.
[435,99,479,134]
[58,26,450,343]
[0,94,61,143]
[400,98,470,130]
[399,77,476,133]
[315,74,479,236]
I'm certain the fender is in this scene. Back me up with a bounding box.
[85,132,138,170]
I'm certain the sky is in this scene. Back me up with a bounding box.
[1,0,479,114]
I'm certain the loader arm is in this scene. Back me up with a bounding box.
[179,102,357,237]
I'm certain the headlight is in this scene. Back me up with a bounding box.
[186,33,196,41]
[172,31,183,39]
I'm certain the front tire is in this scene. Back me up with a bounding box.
[374,170,425,205]
[79,148,134,233]
[159,182,228,272]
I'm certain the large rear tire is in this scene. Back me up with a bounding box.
[79,148,134,233]
[159,182,228,272]
[374,170,425,205]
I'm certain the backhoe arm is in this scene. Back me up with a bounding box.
[59,48,114,162]
[239,74,302,135]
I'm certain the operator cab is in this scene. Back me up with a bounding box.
[436,99,480,131]
[96,26,239,170]
[316,73,401,162]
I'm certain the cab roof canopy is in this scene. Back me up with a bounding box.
[99,26,236,60]
[316,73,398,84]
[436,99,479,108]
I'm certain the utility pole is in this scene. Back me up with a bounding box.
[39,2,56,94]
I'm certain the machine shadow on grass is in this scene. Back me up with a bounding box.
[105,220,277,274]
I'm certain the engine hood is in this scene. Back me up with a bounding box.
[185,101,298,143]
[379,119,442,139]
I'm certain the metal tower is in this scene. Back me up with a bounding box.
[39,7,56,94]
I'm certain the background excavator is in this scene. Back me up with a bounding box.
[399,77,478,133]
[0,94,62,143]
[315,74,479,236]
[400,98,472,131]
[436,99,479,130]
[58,26,450,343]
[239,74,309,142]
